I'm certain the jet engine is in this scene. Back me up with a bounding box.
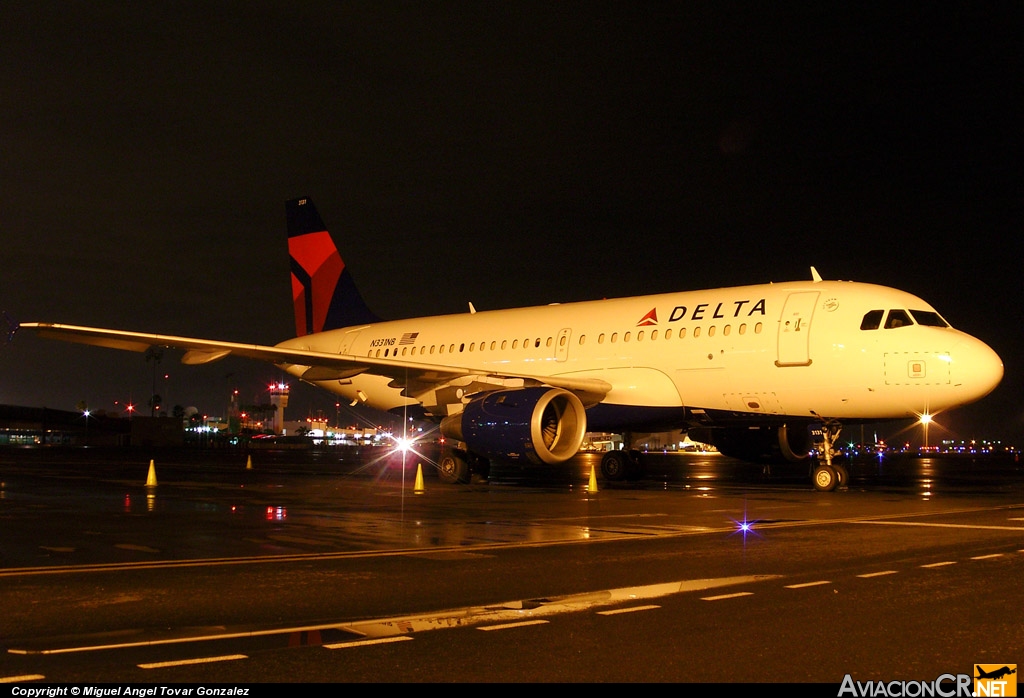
[440,387,587,465]
[692,423,816,464]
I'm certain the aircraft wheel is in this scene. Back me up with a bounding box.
[834,463,849,487]
[812,463,839,492]
[600,450,633,481]
[439,450,470,484]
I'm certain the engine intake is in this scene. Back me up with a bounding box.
[440,387,587,465]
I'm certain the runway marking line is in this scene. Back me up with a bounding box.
[325,636,414,649]
[785,580,830,589]
[921,561,957,568]
[701,592,754,601]
[0,675,46,684]
[970,553,1004,560]
[852,521,1024,532]
[597,605,661,615]
[857,570,898,578]
[478,620,549,631]
[138,654,247,670]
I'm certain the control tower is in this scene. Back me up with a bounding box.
[268,382,289,435]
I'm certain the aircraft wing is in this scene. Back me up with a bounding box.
[18,322,612,406]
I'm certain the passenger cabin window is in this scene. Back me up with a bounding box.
[885,309,913,329]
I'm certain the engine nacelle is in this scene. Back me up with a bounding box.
[693,423,816,464]
[440,387,587,465]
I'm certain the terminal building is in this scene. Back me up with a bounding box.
[0,404,183,447]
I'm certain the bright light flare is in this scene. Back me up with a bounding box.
[730,517,761,539]
[729,505,762,543]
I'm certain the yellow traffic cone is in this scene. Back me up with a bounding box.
[146,459,158,487]
[587,464,599,494]
[414,463,425,494]
[246,455,253,470]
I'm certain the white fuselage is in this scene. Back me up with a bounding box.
[276,280,1003,428]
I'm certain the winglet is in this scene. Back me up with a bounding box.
[810,266,823,283]
[2,312,19,344]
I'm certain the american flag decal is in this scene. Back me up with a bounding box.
[399,332,419,345]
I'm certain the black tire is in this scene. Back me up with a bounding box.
[601,450,633,481]
[438,451,470,484]
[812,463,838,492]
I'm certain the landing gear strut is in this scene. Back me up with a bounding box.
[811,419,847,492]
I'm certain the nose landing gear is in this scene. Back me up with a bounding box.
[811,418,847,492]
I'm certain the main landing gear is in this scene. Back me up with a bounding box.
[811,418,847,492]
[438,449,471,484]
[600,433,645,482]
[438,447,490,484]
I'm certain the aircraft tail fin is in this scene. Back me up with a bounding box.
[286,197,381,336]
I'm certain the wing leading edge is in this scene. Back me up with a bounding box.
[18,322,612,406]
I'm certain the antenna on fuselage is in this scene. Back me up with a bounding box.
[468,302,477,314]
[810,266,823,283]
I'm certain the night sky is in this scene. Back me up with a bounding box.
[1,3,1021,444]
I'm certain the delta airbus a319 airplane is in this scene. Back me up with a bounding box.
[17,198,1003,491]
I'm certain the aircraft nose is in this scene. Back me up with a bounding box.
[954,336,1003,403]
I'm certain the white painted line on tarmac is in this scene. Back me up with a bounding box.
[701,592,754,601]
[325,636,414,649]
[597,604,661,615]
[138,654,247,669]
[852,521,1024,531]
[0,675,46,683]
[478,620,550,631]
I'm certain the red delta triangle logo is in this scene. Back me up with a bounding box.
[636,308,658,326]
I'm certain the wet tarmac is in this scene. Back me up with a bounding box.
[1,446,1023,682]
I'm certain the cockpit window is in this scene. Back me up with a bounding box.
[909,309,949,328]
[860,310,884,330]
[884,309,913,329]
